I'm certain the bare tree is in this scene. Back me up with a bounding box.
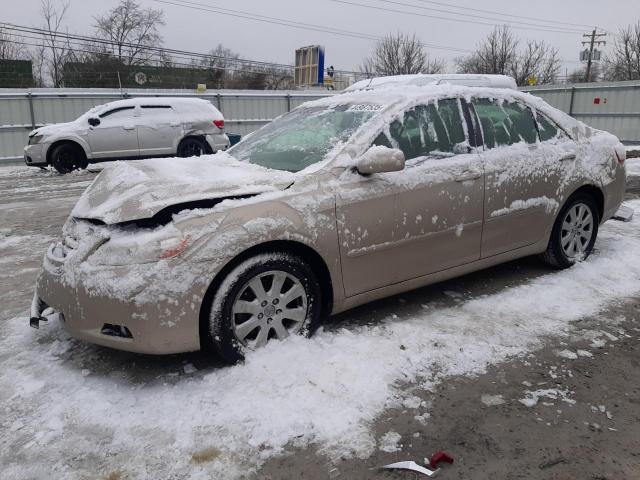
[30,43,48,86]
[199,44,240,88]
[456,26,560,86]
[456,26,517,76]
[603,22,640,81]
[40,0,72,87]
[567,63,602,84]
[94,0,165,66]
[360,32,445,76]
[0,28,28,60]
[510,41,561,86]
[260,66,294,90]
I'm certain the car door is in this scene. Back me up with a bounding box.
[138,104,180,157]
[471,97,565,258]
[335,98,485,297]
[87,106,139,159]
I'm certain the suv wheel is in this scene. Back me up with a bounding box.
[206,253,322,363]
[541,193,599,269]
[177,137,206,157]
[50,143,86,174]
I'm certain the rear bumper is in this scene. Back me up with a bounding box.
[32,245,205,355]
[205,133,230,152]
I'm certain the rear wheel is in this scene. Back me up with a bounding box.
[50,143,86,174]
[206,253,322,363]
[541,193,599,269]
[177,137,206,157]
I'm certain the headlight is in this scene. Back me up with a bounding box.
[87,228,193,266]
[29,135,44,145]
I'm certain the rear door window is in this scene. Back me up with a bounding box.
[472,98,538,148]
[373,99,468,160]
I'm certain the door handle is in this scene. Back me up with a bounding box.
[123,125,135,131]
[560,152,577,161]
[455,170,482,182]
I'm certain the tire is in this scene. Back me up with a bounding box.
[50,143,86,174]
[177,137,206,158]
[206,252,322,364]
[540,192,600,269]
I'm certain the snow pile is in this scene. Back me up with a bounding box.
[378,431,402,452]
[518,388,576,407]
[2,202,640,479]
[626,158,640,176]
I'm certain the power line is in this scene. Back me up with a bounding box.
[147,0,472,54]
[1,35,301,80]
[409,0,604,31]
[369,0,586,34]
[0,22,375,77]
[329,0,586,35]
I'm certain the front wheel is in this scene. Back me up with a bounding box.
[206,253,322,363]
[541,193,599,269]
[50,144,86,174]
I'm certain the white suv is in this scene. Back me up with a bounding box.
[24,97,230,173]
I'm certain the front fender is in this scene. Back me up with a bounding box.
[45,133,93,160]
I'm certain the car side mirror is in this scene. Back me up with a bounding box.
[356,145,405,175]
[88,117,100,127]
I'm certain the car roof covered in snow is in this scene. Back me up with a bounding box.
[345,74,517,92]
[88,96,222,117]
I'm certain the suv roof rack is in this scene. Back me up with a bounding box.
[345,74,517,92]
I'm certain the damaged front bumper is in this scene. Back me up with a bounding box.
[29,293,64,329]
[30,238,208,354]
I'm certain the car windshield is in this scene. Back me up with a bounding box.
[228,103,382,172]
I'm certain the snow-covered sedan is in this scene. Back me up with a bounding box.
[24,97,230,173]
[30,74,627,363]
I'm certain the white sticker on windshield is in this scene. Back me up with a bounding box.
[347,104,383,112]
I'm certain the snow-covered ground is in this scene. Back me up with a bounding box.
[1,161,640,478]
[626,157,640,176]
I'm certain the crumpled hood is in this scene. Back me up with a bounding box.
[71,153,295,224]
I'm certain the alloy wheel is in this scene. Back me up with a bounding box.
[560,202,594,259]
[231,270,308,348]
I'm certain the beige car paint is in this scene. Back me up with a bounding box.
[33,86,627,355]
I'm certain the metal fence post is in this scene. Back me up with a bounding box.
[27,92,36,130]
[216,93,222,113]
[568,86,576,117]
[286,93,291,112]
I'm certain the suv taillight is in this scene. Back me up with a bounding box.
[213,120,224,129]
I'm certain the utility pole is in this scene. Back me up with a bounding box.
[582,29,607,82]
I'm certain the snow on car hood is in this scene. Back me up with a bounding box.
[30,121,79,137]
[71,153,295,224]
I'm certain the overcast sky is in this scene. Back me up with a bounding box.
[4,0,639,76]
